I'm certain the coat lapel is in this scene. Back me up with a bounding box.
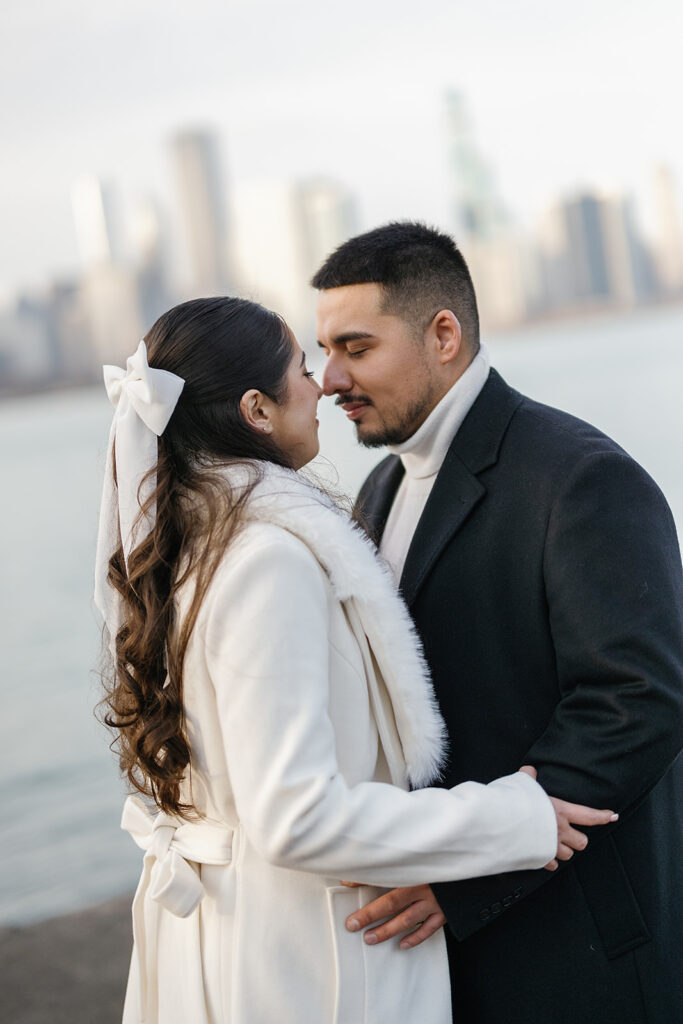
[356,455,404,545]
[400,369,523,607]
[399,453,485,607]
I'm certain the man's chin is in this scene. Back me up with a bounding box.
[355,424,401,449]
[349,405,422,448]
[348,412,387,449]
[357,433,389,449]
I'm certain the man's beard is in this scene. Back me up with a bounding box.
[346,392,439,448]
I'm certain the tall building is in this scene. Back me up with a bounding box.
[70,174,143,364]
[0,295,54,389]
[651,164,683,294]
[232,178,355,338]
[535,191,655,314]
[444,91,527,328]
[600,196,656,305]
[533,203,574,313]
[171,130,230,296]
[131,198,173,329]
[564,194,612,302]
[294,179,357,282]
[444,91,502,242]
[71,175,121,268]
[45,279,94,382]
[78,265,144,365]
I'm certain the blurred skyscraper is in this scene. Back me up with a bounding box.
[444,91,528,327]
[294,180,357,284]
[651,165,683,294]
[565,194,611,301]
[535,191,656,312]
[0,296,54,389]
[131,197,173,330]
[45,279,92,382]
[71,174,122,267]
[171,130,231,296]
[600,196,656,304]
[70,175,144,365]
[232,177,356,337]
[445,91,503,243]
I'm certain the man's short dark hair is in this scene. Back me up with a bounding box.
[311,221,479,353]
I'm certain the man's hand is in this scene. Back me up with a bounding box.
[519,765,618,870]
[344,884,446,950]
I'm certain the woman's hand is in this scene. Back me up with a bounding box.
[519,765,619,871]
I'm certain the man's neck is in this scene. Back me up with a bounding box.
[388,344,491,478]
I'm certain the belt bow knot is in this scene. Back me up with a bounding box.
[122,795,234,1022]
[121,795,234,919]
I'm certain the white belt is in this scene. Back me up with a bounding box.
[121,795,235,1023]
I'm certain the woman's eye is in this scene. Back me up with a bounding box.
[304,370,315,378]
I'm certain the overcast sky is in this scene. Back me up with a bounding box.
[2,0,683,296]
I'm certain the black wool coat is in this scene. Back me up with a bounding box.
[357,369,683,1024]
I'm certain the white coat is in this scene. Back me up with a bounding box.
[121,463,556,1024]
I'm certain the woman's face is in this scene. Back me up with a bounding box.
[268,337,322,469]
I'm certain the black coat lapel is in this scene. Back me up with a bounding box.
[400,369,523,607]
[355,455,404,545]
[399,449,485,606]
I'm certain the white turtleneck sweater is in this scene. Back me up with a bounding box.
[379,344,491,582]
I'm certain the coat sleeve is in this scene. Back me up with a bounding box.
[530,449,683,807]
[434,449,683,940]
[202,529,557,887]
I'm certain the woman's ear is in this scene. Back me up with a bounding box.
[239,389,274,434]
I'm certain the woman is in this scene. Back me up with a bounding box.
[95,297,615,1024]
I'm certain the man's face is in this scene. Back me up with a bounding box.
[316,283,442,447]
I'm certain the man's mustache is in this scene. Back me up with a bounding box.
[334,395,373,408]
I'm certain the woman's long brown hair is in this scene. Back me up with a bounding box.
[99,297,294,818]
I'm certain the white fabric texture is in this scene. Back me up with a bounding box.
[119,463,557,1024]
[94,340,184,650]
[380,344,490,580]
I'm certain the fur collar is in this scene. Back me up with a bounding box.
[234,462,448,787]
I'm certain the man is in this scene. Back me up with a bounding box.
[312,222,683,1024]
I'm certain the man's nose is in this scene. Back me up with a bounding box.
[321,359,352,397]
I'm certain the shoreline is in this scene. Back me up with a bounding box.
[0,894,133,1024]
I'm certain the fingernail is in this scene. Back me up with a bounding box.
[610,813,619,821]
[364,932,378,945]
[346,918,360,932]
[400,940,411,949]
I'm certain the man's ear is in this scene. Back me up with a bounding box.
[239,389,274,434]
[431,310,462,365]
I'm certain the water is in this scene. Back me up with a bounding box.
[1,304,681,926]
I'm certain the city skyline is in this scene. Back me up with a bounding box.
[2,98,683,393]
[2,0,683,297]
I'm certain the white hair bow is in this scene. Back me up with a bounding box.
[94,340,184,649]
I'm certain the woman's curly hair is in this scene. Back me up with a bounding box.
[99,297,293,817]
